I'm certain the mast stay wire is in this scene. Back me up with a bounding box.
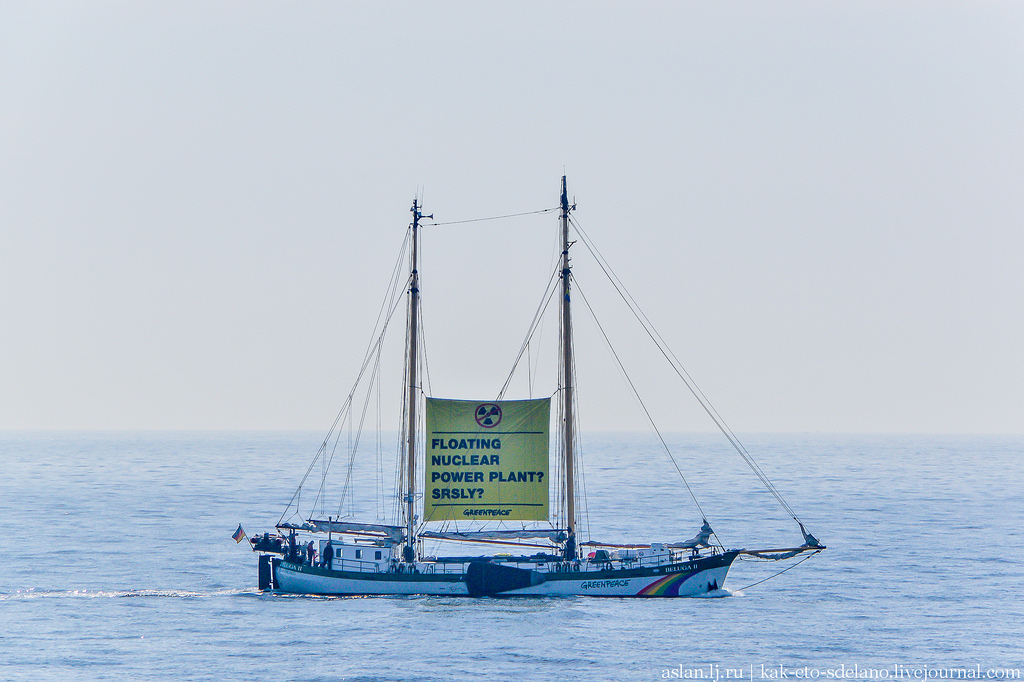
[569,215,811,533]
[735,550,822,591]
[334,346,382,518]
[573,279,720,546]
[568,331,593,544]
[318,233,414,518]
[428,206,559,227]
[292,272,410,523]
[497,262,562,400]
[278,228,413,527]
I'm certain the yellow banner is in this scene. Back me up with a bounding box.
[424,397,550,522]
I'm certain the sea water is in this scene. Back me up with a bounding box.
[1,432,1021,680]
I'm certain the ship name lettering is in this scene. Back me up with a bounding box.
[580,579,630,589]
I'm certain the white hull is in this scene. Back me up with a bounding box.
[272,551,738,598]
[275,562,469,596]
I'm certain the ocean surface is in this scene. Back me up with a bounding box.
[1,432,1021,681]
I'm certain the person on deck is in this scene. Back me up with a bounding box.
[306,540,315,565]
[323,541,334,570]
[564,530,577,562]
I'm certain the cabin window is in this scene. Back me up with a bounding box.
[375,551,382,560]
[355,549,362,559]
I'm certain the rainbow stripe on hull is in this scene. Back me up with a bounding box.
[637,571,699,596]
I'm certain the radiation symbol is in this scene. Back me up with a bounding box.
[475,403,502,428]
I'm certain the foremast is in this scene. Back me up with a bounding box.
[559,176,577,559]
[403,199,425,563]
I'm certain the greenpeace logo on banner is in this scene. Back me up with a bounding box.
[423,397,550,522]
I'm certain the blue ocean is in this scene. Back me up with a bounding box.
[1,432,1021,680]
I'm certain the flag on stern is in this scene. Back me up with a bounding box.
[232,524,247,543]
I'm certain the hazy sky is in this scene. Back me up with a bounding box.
[2,2,1022,433]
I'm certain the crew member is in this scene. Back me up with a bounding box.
[323,541,334,570]
[564,529,577,562]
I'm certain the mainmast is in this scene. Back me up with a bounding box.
[403,198,424,563]
[559,176,577,557]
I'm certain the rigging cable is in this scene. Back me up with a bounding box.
[334,344,382,518]
[497,262,562,400]
[394,292,413,527]
[574,279,715,537]
[570,215,811,533]
[734,550,822,592]
[418,299,433,398]
[568,335,593,543]
[277,229,412,527]
[313,244,413,518]
[278,280,408,526]
[375,339,385,522]
[428,206,559,227]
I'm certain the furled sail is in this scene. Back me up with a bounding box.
[419,529,567,542]
[278,520,405,544]
[667,520,715,549]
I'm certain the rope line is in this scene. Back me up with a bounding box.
[735,551,820,591]
[574,279,715,537]
[428,206,559,227]
[570,215,807,529]
[278,229,412,527]
[497,262,562,400]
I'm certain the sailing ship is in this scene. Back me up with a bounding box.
[248,177,824,597]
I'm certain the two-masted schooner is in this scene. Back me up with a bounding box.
[248,177,824,597]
